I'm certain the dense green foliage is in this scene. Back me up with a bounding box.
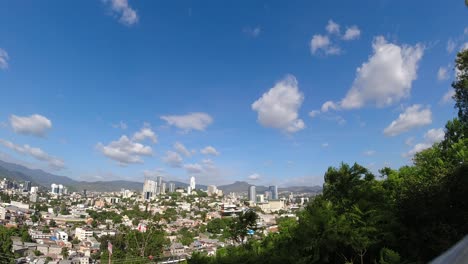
[188,49,468,264]
[98,224,168,263]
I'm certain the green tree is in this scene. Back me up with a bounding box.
[61,247,69,258]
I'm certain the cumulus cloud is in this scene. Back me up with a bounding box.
[103,0,138,26]
[363,150,376,156]
[437,66,450,81]
[243,26,261,38]
[162,151,183,168]
[132,124,157,143]
[184,163,203,174]
[0,48,9,69]
[0,139,65,170]
[383,105,432,136]
[252,75,305,133]
[10,114,52,137]
[200,146,220,156]
[447,39,456,53]
[405,137,415,146]
[310,34,341,55]
[326,20,340,35]
[309,110,320,118]
[174,142,191,157]
[321,101,338,112]
[248,173,261,181]
[96,135,152,165]
[440,89,455,104]
[112,121,127,130]
[161,112,213,132]
[340,37,423,109]
[143,168,165,178]
[404,128,445,157]
[343,26,361,40]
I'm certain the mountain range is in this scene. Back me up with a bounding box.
[0,160,321,193]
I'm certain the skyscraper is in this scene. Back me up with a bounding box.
[142,177,158,200]
[168,182,175,193]
[23,181,31,192]
[248,185,256,203]
[190,176,196,190]
[269,185,278,200]
[160,182,166,194]
[156,176,163,194]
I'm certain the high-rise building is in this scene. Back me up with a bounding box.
[142,178,158,200]
[190,176,196,190]
[269,185,278,200]
[23,181,31,192]
[51,183,59,194]
[248,185,256,203]
[207,185,218,196]
[156,176,163,194]
[160,182,166,194]
[168,182,176,193]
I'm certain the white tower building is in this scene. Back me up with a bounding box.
[190,176,196,190]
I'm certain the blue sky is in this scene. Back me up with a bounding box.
[0,0,466,186]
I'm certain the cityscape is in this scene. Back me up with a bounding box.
[0,171,316,264]
[0,1,468,264]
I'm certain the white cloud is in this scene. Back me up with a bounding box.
[143,168,165,178]
[96,135,152,165]
[437,66,449,81]
[248,173,261,181]
[363,150,376,156]
[441,89,455,104]
[326,20,340,35]
[252,75,305,133]
[310,34,341,55]
[405,137,415,146]
[174,142,191,157]
[447,39,456,53]
[162,150,183,168]
[132,124,157,143]
[383,104,432,136]
[322,142,329,148]
[161,112,213,132]
[0,48,9,69]
[112,121,127,130]
[343,26,361,40]
[340,36,423,109]
[243,26,261,38]
[309,110,320,118]
[424,128,445,143]
[404,128,445,157]
[10,114,52,137]
[200,146,220,156]
[461,42,468,51]
[0,139,65,170]
[184,163,203,174]
[321,101,339,112]
[103,0,138,26]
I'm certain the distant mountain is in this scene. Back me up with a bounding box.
[218,181,322,194]
[0,160,143,192]
[0,160,76,186]
[0,160,208,192]
[278,185,322,193]
[0,160,319,194]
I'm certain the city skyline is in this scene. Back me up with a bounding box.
[0,1,466,187]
